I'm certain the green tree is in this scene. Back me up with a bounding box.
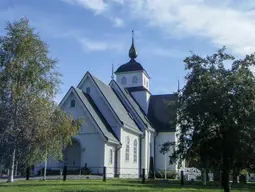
[0,18,82,182]
[162,47,255,192]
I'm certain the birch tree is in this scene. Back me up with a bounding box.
[0,18,82,182]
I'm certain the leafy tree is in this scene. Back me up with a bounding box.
[162,47,255,192]
[0,18,82,182]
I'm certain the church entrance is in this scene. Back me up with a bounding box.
[64,139,81,168]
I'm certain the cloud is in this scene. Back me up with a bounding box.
[61,0,106,14]
[61,0,124,27]
[128,0,255,55]
[79,37,124,51]
[112,17,124,27]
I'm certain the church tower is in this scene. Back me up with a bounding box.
[115,31,151,114]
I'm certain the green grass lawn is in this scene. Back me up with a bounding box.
[0,179,255,192]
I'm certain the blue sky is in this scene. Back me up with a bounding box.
[1,0,255,102]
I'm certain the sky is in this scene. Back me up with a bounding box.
[1,0,255,102]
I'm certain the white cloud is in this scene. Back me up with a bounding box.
[128,0,255,55]
[79,37,124,51]
[112,17,124,27]
[61,0,107,14]
[61,0,125,27]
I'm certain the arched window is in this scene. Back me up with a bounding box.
[121,77,127,85]
[132,76,138,84]
[109,149,113,164]
[125,136,130,161]
[133,139,138,163]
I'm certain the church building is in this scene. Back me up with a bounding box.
[47,32,180,178]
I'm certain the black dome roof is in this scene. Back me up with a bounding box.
[115,59,144,73]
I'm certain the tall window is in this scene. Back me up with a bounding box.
[133,139,138,163]
[70,100,75,107]
[125,136,130,161]
[132,76,138,84]
[109,149,113,164]
[121,77,127,85]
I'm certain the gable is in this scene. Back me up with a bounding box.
[77,72,142,135]
[59,87,119,144]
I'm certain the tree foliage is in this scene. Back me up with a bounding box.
[0,18,82,181]
[162,47,255,192]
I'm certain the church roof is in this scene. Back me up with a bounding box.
[73,88,119,143]
[148,94,178,132]
[89,73,142,134]
[115,59,144,73]
[126,86,151,94]
[110,80,154,130]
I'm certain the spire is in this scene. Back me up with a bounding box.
[129,30,138,60]
[177,79,180,92]
[111,63,114,80]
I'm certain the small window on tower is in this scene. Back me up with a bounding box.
[146,81,148,88]
[70,100,75,107]
[132,76,138,84]
[86,87,90,93]
[121,77,127,85]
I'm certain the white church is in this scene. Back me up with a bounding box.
[47,33,180,178]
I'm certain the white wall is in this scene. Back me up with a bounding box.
[47,90,105,175]
[155,132,178,172]
[140,130,155,177]
[131,91,151,114]
[79,76,121,139]
[119,128,140,178]
[116,71,149,90]
[104,143,116,178]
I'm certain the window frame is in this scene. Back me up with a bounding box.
[121,77,127,85]
[70,99,75,107]
[109,149,113,164]
[132,76,138,84]
[86,87,90,93]
[125,136,130,161]
[133,139,138,163]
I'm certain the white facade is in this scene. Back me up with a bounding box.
[155,132,178,171]
[116,71,149,90]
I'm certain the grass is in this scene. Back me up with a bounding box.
[0,179,255,192]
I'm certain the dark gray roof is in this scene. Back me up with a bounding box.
[115,59,144,73]
[74,87,119,143]
[110,80,154,130]
[88,73,141,133]
[148,94,178,132]
[126,86,151,94]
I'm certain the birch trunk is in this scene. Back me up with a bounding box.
[7,149,16,182]
[43,156,47,180]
